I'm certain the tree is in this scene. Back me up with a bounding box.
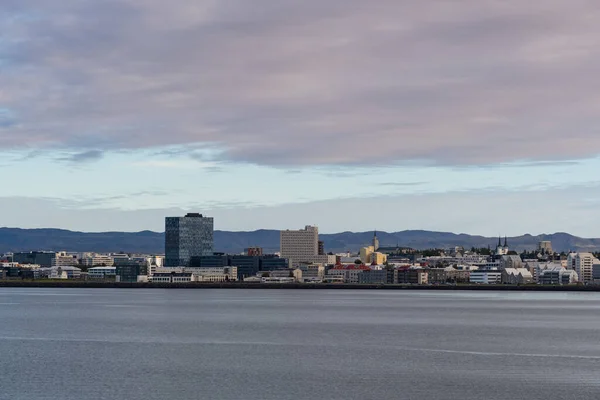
[354,259,362,265]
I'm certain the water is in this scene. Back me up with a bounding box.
[1,288,600,399]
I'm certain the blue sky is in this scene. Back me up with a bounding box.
[1,1,600,235]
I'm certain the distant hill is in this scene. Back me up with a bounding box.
[1,228,599,254]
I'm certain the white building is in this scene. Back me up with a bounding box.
[501,268,533,284]
[469,271,502,284]
[40,266,82,279]
[538,267,578,285]
[526,261,563,283]
[280,226,333,266]
[296,264,325,281]
[51,252,78,267]
[500,255,523,270]
[87,266,117,279]
[187,267,238,282]
[80,254,114,267]
[568,253,598,284]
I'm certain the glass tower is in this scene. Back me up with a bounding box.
[165,213,214,267]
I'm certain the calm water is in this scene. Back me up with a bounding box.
[1,288,600,400]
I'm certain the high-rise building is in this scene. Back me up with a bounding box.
[165,213,214,267]
[568,252,598,284]
[280,226,319,265]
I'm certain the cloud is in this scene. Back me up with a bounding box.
[57,150,104,163]
[2,1,600,167]
[3,184,600,236]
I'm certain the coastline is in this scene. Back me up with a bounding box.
[1,280,600,291]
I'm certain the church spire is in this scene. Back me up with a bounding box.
[498,236,502,247]
[504,236,508,248]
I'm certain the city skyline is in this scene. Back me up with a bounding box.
[3,1,600,236]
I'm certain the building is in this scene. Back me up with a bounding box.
[360,246,374,264]
[469,271,502,284]
[280,226,332,266]
[318,241,325,256]
[40,266,82,279]
[372,231,380,251]
[495,237,509,256]
[245,247,263,257]
[165,213,214,267]
[360,246,388,265]
[12,251,56,267]
[151,272,197,283]
[280,225,318,265]
[87,266,117,280]
[188,254,289,280]
[51,252,78,267]
[327,264,370,283]
[358,269,387,284]
[593,263,600,284]
[186,267,238,282]
[116,264,146,283]
[568,253,598,284]
[501,268,534,285]
[539,267,578,285]
[538,241,553,255]
[80,254,114,267]
[500,255,523,270]
[394,267,428,284]
[296,264,325,282]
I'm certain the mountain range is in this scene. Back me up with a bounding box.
[1,228,600,254]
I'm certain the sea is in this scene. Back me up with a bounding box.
[1,288,599,400]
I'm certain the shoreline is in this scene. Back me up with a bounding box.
[1,280,600,291]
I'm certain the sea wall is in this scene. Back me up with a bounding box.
[1,280,600,291]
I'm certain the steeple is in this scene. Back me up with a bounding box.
[498,236,502,247]
[372,230,380,251]
[504,236,508,248]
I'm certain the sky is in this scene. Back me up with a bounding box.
[1,0,600,236]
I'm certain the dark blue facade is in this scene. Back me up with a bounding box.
[188,255,288,279]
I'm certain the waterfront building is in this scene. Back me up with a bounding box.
[264,269,302,282]
[188,254,289,279]
[469,271,502,284]
[186,267,238,282]
[87,266,117,280]
[39,266,82,279]
[501,268,534,284]
[394,267,428,285]
[115,263,146,283]
[327,264,370,283]
[151,272,196,283]
[12,251,56,267]
[526,261,563,283]
[567,253,598,283]
[358,269,387,284]
[296,263,325,281]
[538,267,578,285]
[165,213,214,267]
